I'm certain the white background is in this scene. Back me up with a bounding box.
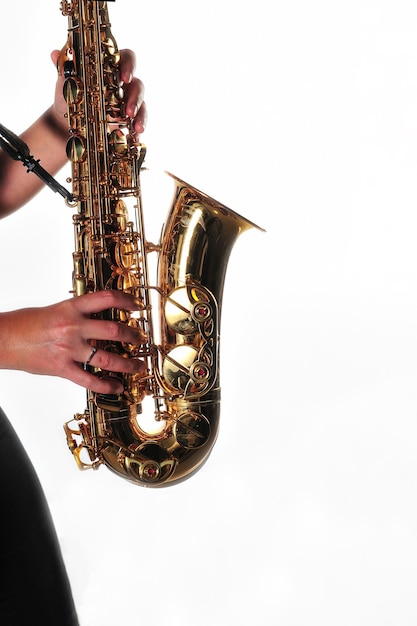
[2,1,417,624]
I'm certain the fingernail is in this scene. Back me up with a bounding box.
[135,119,145,135]
[123,71,133,84]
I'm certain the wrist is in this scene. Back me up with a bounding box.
[42,105,68,141]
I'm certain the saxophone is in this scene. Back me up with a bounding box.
[59,0,262,487]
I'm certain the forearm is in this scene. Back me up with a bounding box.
[0,105,68,218]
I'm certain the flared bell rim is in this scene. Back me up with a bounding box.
[165,171,266,234]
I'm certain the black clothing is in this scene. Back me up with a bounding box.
[0,407,79,625]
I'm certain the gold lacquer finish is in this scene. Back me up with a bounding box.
[60,0,263,487]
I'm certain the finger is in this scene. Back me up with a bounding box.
[124,76,145,121]
[85,349,146,375]
[51,49,60,67]
[51,48,66,83]
[80,317,146,345]
[133,101,147,135]
[73,290,141,315]
[119,48,136,84]
[66,362,125,395]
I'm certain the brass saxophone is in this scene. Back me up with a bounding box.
[60,0,262,487]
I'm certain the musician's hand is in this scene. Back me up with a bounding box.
[120,49,147,135]
[50,47,147,136]
[0,291,146,395]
